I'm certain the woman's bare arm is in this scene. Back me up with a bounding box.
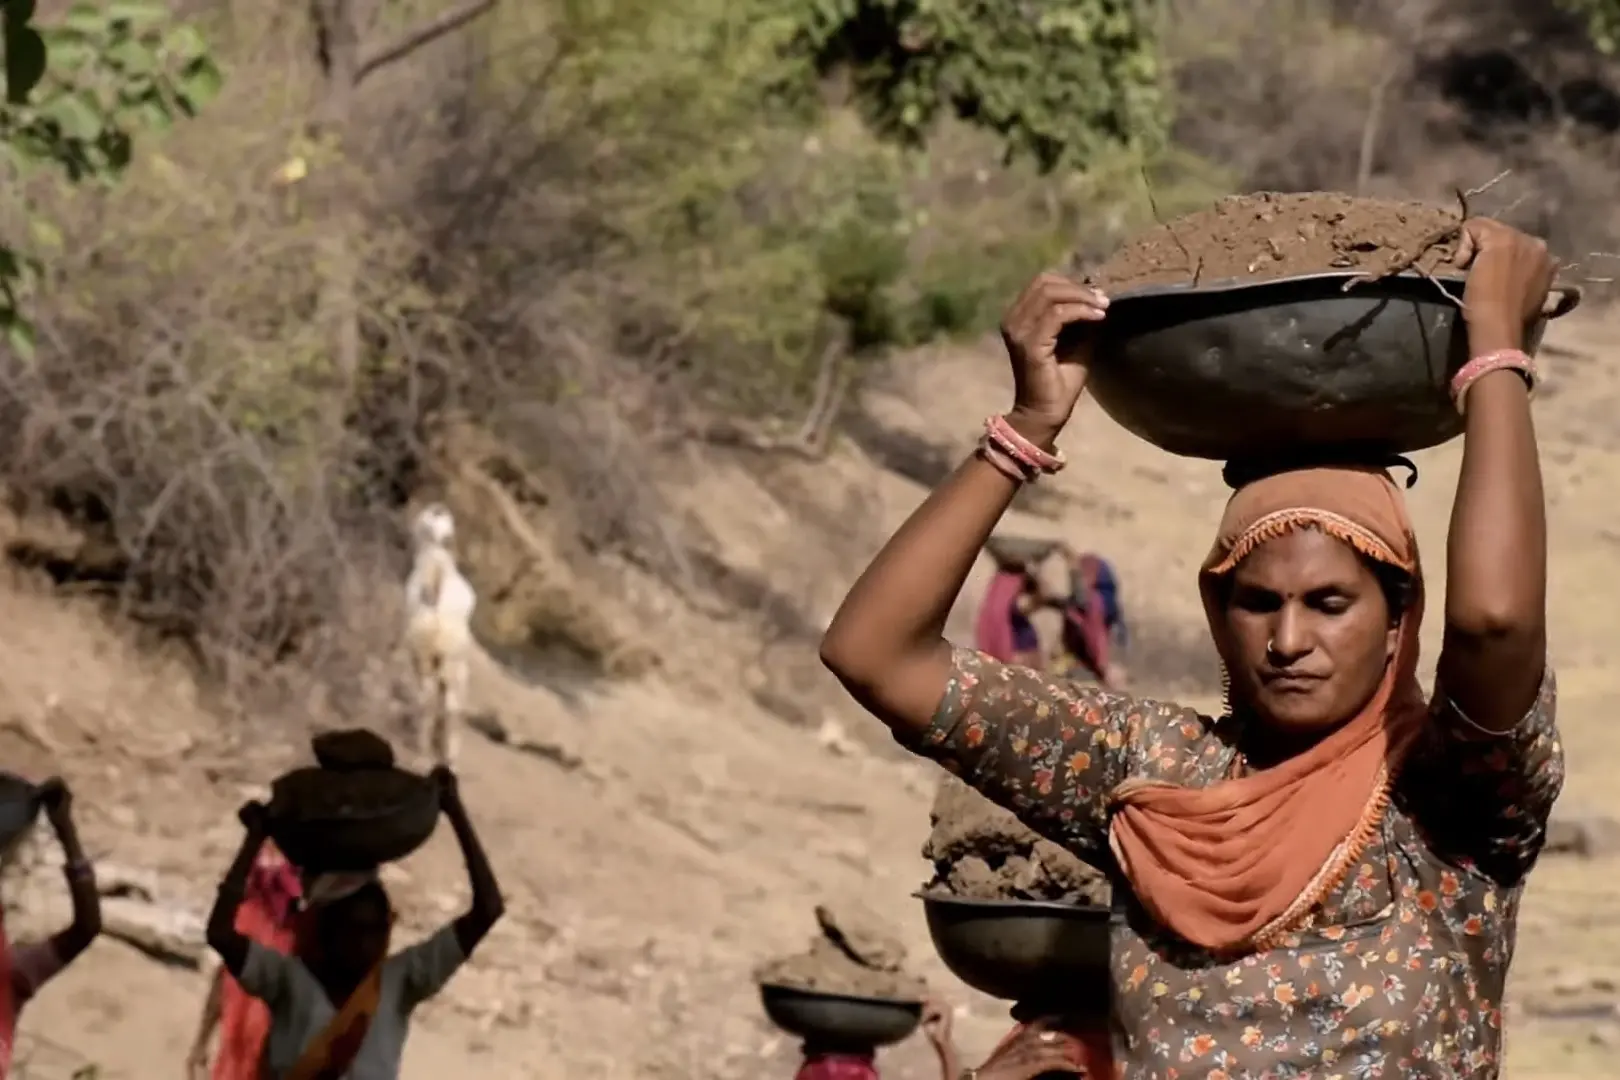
[1437,221,1555,731]
[40,784,101,964]
[820,454,1028,737]
[435,769,505,955]
[821,274,1107,738]
[206,808,268,976]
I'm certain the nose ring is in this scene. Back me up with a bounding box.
[1266,638,1277,655]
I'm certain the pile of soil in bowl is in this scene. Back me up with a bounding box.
[756,903,927,1002]
[920,776,1111,906]
[1087,192,1463,294]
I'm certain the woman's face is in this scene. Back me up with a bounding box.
[318,889,391,976]
[1220,528,1398,733]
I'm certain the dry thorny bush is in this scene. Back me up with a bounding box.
[0,7,479,710]
[12,0,1613,717]
[0,0,872,709]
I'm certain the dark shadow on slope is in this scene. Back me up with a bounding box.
[842,403,958,489]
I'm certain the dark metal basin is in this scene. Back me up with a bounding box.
[1086,271,1579,461]
[0,773,40,852]
[758,983,923,1050]
[267,767,440,873]
[919,892,1113,1012]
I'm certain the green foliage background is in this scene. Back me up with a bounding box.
[480,0,1200,413]
[0,0,1227,672]
[0,0,221,353]
[1564,0,1620,52]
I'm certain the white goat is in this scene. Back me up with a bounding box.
[404,503,476,768]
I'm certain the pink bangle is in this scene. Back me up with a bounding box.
[984,414,1066,475]
[976,441,1031,483]
[1450,349,1536,413]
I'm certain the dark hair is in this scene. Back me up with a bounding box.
[1221,451,1419,491]
[1363,556,1413,620]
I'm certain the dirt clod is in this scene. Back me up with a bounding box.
[757,903,927,1002]
[311,728,397,771]
[814,902,907,972]
[1087,192,1462,293]
[921,775,1111,906]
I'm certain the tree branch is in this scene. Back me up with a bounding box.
[354,0,497,85]
[1355,67,1397,195]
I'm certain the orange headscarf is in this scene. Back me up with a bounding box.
[1108,464,1429,954]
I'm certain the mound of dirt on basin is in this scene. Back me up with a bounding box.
[756,902,927,1002]
[1087,192,1462,293]
[920,775,1111,906]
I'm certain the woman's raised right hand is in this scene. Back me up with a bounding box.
[968,1020,1084,1080]
[237,800,269,835]
[999,272,1108,449]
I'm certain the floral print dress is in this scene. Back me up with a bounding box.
[905,647,1564,1079]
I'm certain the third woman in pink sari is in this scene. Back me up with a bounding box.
[973,568,1045,668]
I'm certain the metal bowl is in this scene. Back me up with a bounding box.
[984,536,1059,572]
[1086,271,1579,461]
[758,983,923,1050]
[0,773,39,851]
[919,892,1113,1011]
[267,767,440,873]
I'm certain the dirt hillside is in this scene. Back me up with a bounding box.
[6,310,1620,1078]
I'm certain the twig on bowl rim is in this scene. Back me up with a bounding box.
[1340,170,1513,292]
[1138,166,1200,286]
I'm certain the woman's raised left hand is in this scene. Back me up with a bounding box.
[968,1020,1083,1080]
[1453,218,1558,350]
[431,765,461,809]
[38,777,71,826]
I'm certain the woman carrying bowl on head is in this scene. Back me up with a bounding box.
[957,1020,1104,1080]
[974,562,1049,671]
[0,779,102,1077]
[204,766,504,1079]
[187,839,304,1080]
[914,1006,1108,1080]
[820,218,1563,1077]
[1051,545,1128,691]
[790,998,959,1080]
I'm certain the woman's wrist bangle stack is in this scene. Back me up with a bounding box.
[977,442,1029,482]
[1449,348,1537,413]
[977,413,1067,483]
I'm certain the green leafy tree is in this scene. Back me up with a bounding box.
[793,0,1167,172]
[473,0,1179,423]
[0,0,222,354]
[1567,0,1620,51]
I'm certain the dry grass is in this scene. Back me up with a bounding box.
[0,0,1221,713]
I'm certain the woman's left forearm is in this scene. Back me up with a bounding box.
[1440,325,1548,727]
[49,814,101,960]
[447,802,504,931]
